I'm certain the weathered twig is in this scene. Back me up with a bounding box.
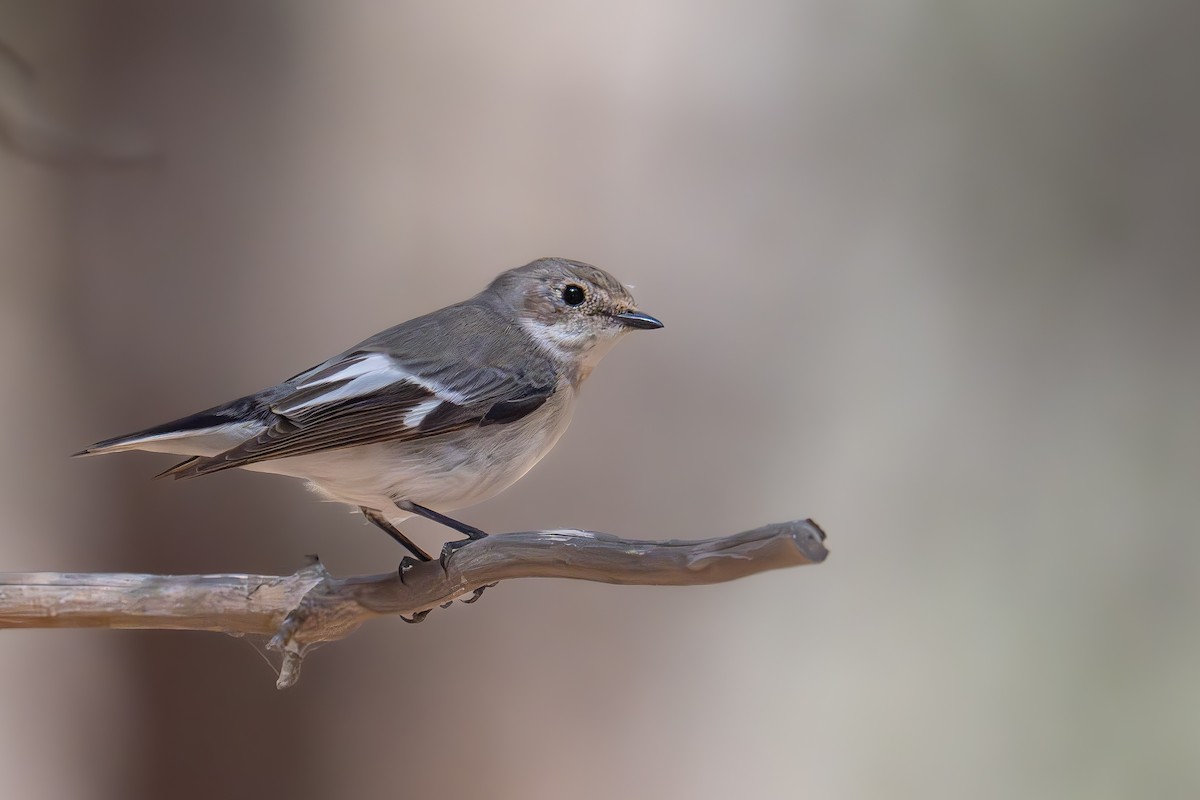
[0,519,827,688]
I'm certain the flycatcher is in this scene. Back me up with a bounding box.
[77,257,663,563]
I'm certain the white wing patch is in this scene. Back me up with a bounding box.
[402,397,444,428]
[278,352,468,416]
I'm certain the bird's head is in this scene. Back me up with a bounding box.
[486,257,663,375]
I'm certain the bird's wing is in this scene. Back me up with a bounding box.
[160,349,556,479]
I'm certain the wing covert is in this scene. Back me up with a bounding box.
[162,344,556,479]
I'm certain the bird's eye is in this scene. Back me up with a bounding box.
[561,284,586,306]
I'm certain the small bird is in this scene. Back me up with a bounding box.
[77,257,662,563]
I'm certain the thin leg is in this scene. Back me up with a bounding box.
[393,500,489,540]
[361,507,432,562]
[393,500,490,569]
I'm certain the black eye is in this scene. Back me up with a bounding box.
[561,284,586,306]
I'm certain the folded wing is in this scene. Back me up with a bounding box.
[161,349,555,479]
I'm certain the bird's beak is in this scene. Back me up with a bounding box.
[613,310,664,330]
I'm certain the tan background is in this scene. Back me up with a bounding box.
[2,2,1198,798]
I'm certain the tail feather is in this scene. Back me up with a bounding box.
[154,456,203,480]
[75,394,268,459]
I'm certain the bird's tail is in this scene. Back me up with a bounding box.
[73,395,267,462]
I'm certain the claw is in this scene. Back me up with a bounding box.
[438,538,474,571]
[462,582,499,604]
[401,609,431,624]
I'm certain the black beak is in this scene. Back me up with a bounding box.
[613,310,664,330]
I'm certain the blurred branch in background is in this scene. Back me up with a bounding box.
[0,519,828,688]
[0,37,157,165]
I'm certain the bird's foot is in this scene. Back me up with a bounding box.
[397,555,424,577]
[400,609,431,624]
[438,537,477,571]
[462,582,499,604]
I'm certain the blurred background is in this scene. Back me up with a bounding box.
[1,1,1198,798]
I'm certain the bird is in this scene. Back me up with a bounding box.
[76,257,663,565]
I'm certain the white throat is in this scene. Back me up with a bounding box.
[520,318,622,376]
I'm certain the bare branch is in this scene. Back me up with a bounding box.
[0,519,827,688]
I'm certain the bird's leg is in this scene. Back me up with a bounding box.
[393,500,490,539]
[361,506,433,563]
[392,500,490,570]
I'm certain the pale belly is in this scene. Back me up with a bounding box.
[243,386,577,521]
